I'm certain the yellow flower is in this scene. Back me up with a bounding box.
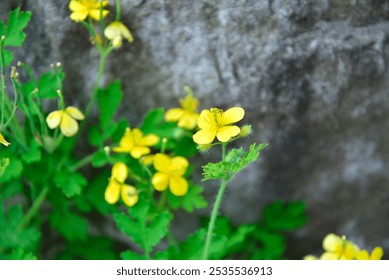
[193,107,245,144]
[69,0,109,22]
[165,94,199,130]
[320,233,360,260]
[113,127,159,159]
[104,162,139,207]
[104,21,134,48]
[0,132,10,147]
[152,153,189,196]
[356,247,384,260]
[46,106,85,137]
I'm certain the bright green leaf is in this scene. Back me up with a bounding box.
[168,183,207,212]
[97,80,123,130]
[54,170,87,197]
[4,8,31,47]
[49,209,88,242]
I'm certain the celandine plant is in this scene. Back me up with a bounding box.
[0,0,358,260]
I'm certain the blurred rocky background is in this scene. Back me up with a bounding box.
[1,0,389,258]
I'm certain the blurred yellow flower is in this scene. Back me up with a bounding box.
[165,94,199,130]
[104,21,134,48]
[69,0,109,22]
[356,247,384,260]
[105,162,139,207]
[0,132,10,146]
[113,127,159,159]
[193,107,244,144]
[320,233,360,260]
[46,106,85,137]
[152,153,189,196]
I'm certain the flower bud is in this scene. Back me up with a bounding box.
[239,125,252,138]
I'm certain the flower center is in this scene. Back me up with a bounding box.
[210,108,224,128]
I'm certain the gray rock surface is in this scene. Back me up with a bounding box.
[2,0,389,258]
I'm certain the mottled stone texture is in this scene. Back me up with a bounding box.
[2,0,389,258]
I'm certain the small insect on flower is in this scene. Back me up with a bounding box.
[104,21,134,48]
[193,107,245,144]
[152,153,189,196]
[69,0,109,22]
[0,132,10,147]
[46,106,85,137]
[105,162,139,207]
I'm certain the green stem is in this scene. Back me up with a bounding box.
[16,186,49,231]
[202,143,228,260]
[69,153,95,171]
[158,190,167,210]
[115,0,121,21]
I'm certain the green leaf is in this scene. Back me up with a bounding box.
[3,49,13,66]
[114,202,171,254]
[0,205,40,251]
[250,227,285,260]
[0,180,22,201]
[4,8,31,47]
[1,248,37,260]
[91,150,110,167]
[140,108,165,132]
[59,237,117,260]
[21,139,41,164]
[202,143,268,181]
[49,209,88,242]
[54,170,87,197]
[263,201,308,231]
[167,183,207,212]
[37,71,64,98]
[97,80,123,131]
[0,157,23,183]
[120,251,147,260]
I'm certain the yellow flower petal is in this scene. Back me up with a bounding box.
[119,23,134,42]
[197,110,213,130]
[322,233,342,252]
[70,11,89,22]
[0,132,10,147]
[177,113,198,130]
[370,247,384,260]
[222,107,245,125]
[46,110,62,129]
[152,172,169,191]
[171,156,189,176]
[104,179,121,204]
[140,134,159,146]
[121,185,139,207]
[65,106,85,120]
[88,9,109,21]
[356,250,369,260]
[320,252,338,260]
[111,162,128,183]
[216,125,240,142]
[153,153,171,172]
[69,0,86,12]
[169,176,188,196]
[193,129,217,144]
[130,146,150,159]
[165,108,184,122]
[60,111,79,137]
[303,255,318,260]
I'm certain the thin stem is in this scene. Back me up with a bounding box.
[69,153,95,171]
[16,186,49,231]
[158,190,167,210]
[115,0,121,21]
[202,143,228,260]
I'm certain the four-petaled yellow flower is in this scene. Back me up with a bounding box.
[356,247,384,260]
[104,21,134,48]
[69,0,109,22]
[46,106,85,137]
[105,162,139,207]
[0,132,10,147]
[113,127,159,159]
[165,94,199,130]
[320,233,360,260]
[193,107,245,144]
[152,153,189,196]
